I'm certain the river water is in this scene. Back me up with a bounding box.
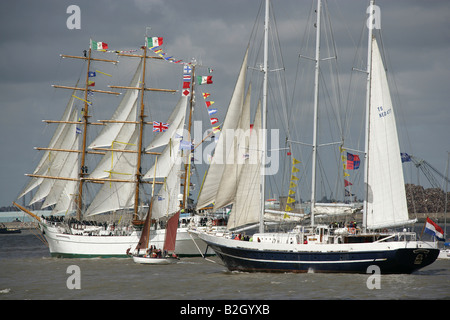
[1,230,449,307]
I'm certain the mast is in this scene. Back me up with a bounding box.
[259,0,269,233]
[133,43,148,221]
[310,0,322,227]
[76,47,92,220]
[183,64,195,211]
[362,0,375,231]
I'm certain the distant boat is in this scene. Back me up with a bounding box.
[0,223,21,234]
[193,0,439,274]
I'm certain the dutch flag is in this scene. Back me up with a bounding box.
[424,217,445,241]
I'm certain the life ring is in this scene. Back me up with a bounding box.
[348,227,356,235]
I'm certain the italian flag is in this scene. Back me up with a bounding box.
[147,37,163,48]
[91,40,108,50]
[197,76,213,85]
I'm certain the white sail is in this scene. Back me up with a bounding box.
[89,101,138,179]
[143,119,185,180]
[145,95,188,151]
[366,39,415,229]
[88,59,143,149]
[152,166,182,220]
[227,101,262,230]
[18,93,77,199]
[214,83,252,210]
[196,49,249,210]
[84,129,139,216]
[29,109,80,206]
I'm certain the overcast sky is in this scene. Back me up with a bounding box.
[1,0,449,208]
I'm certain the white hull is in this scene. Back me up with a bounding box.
[438,249,450,260]
[40,223,208,258]
[132,256,178,265]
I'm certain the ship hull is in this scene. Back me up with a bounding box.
[197,232,439,274]
[41,224,208,258]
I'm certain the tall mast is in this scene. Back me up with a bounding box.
[310,0,322,227]
[362,0,375,231]
[76,47,93,220]
[133,44,148,221]
[259,0,269,233]
[183,64,196,210]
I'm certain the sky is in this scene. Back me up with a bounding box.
[0,0,449,208]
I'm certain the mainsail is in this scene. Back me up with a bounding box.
[365,38,415,229]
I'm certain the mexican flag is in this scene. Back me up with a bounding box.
[91,40,108,50]
[197,76,213,85]
[147,37,163,48]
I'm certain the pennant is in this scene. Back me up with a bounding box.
[344,179,353,187]
[153,121,169,132]
[292,166,299,173]
[287,197,295,204]
[212,126,221,133]
[197,76,213,85]
[344,172,350,177]
[87,81,95,87]
[288,189,295,195]
[202,93,211,99]
[147,36,163,48]
[208,68,214,73]
[291,175,299,181]
[289,181,297,188]
[345,189,355,197]
[76,127,82,134]
[91,40,108,50]
[210,118,218,125]
[88,71,96,77]
[205,101,215,107]
[283,213,291,219]
[292,158,301,165]
[96,70,112,77]
[208,108,217,115]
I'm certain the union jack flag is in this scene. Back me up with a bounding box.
[153,121,169,132]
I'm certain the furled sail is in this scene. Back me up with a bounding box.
[365,39,415,229]
[196,49,249,210]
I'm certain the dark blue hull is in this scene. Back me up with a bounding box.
[206,242,439,274]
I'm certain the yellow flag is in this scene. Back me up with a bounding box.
[344,172,350,177]
[285,205,292,212]
[293,158,301,165]
[289,181,297,188]
[283,213,291,219]
[291,175,299,181]
[288,189,296,195]
[292,166,300,173]
[287,197,295,204]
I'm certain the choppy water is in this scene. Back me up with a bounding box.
[1,230,449,303]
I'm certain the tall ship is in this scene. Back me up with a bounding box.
[192,0,439,273]
[13,35,208,258]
